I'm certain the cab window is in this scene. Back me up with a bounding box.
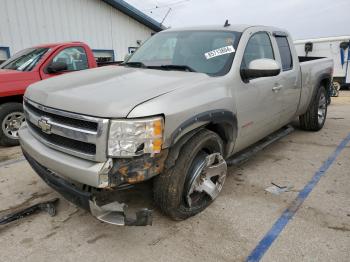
[241,32,274,69]
[275,36,293,71]
[52,47,88,71]
[0,48,49,71]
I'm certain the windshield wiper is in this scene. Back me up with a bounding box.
[122,61,148,68]
[150,64,197,72]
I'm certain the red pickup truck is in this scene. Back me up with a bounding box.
[0,42,99,146]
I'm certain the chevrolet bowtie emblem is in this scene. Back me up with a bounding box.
[38,118,52,134]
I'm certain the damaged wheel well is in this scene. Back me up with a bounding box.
[205,122,236,156]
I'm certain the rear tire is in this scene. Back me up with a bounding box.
[299,86,327,131]
[153,129,226,220]
[0,103,25,147]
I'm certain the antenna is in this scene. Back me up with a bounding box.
[161,8,172,26]
[224,19,230,27]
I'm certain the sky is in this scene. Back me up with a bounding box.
[125,0,350,40]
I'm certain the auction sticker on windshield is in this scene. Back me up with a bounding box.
[204,45,235,60]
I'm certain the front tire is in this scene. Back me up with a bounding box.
[0,103,25,146]
[299,86,327,131]
[153,129,227,220]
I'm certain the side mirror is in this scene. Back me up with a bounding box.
[241,58,280,80]
[46,61,68,74]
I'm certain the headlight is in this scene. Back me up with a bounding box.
[108,116,164,157]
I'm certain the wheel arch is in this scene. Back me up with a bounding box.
[320,76,332,93]
[309,74,332,107]
[0,95,23,105]
[168,110,237,161]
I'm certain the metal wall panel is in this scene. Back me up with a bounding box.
[0,0,154,60]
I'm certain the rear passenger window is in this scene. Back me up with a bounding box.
[275,36,293,71]
[241,32,274,69]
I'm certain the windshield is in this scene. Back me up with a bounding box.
[0,47,50,71]
[127,30,241,76]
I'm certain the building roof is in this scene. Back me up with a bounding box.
[102,0,164,32]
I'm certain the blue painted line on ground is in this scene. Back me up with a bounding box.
[246,132,350,262]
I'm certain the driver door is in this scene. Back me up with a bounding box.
[40,46,89,80]
[234,31,284,152]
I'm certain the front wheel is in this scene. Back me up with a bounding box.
[299,86,327,131]
[0,103,25,146]
[153,129,227,220]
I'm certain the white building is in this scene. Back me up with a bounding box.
[0,0,163,63]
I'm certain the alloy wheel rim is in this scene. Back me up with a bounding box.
[318,92,327,125]
[186,153,227,208]
[2,112,25,139]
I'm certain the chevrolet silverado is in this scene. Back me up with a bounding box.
[19,25,333,225]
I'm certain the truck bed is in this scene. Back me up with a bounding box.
[298,56,325,63]
[297,56,333,115]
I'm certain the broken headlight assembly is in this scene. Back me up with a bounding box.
[108,116,164,157]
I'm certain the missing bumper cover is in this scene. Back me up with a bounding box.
[89,200,152,226]
[23,150,153,226]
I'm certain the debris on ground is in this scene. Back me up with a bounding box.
[265,182,294,195]
[0,198,59,225]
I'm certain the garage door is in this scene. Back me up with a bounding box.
[92,50,115,62]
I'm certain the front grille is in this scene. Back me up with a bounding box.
[25,101,98,131]
[24,98,109,162]
[27,121,96,155]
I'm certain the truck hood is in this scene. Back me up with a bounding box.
[25,66,210,118]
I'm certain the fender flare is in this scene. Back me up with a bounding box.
[310,73,332,106]
[168,110,237,158]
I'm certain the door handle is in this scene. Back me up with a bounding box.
[272,85,283,92]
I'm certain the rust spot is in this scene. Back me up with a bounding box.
[127,174,145,184]
[144,162,152,169]
[119,166,129,176]
[112,149,169,185]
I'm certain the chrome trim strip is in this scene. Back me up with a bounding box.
[25,97,102,123]
[27,123,97,161]
[24,105,97,143]
[23,98,109,162]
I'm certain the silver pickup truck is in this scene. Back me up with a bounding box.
[19,25,333,226]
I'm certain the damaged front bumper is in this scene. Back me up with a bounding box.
[19,123,168,189]
[23,151,153,226]
[19,125,168,225]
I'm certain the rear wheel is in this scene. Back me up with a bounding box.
[0,103,25,146]
[153,129,227,220]
[299,86,327,131]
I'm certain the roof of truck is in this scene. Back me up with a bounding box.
[164,24,251,32]
[163,24,284,33]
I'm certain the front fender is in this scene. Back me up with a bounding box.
[127,77,237,149]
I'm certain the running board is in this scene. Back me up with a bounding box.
[226,125,294,166]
